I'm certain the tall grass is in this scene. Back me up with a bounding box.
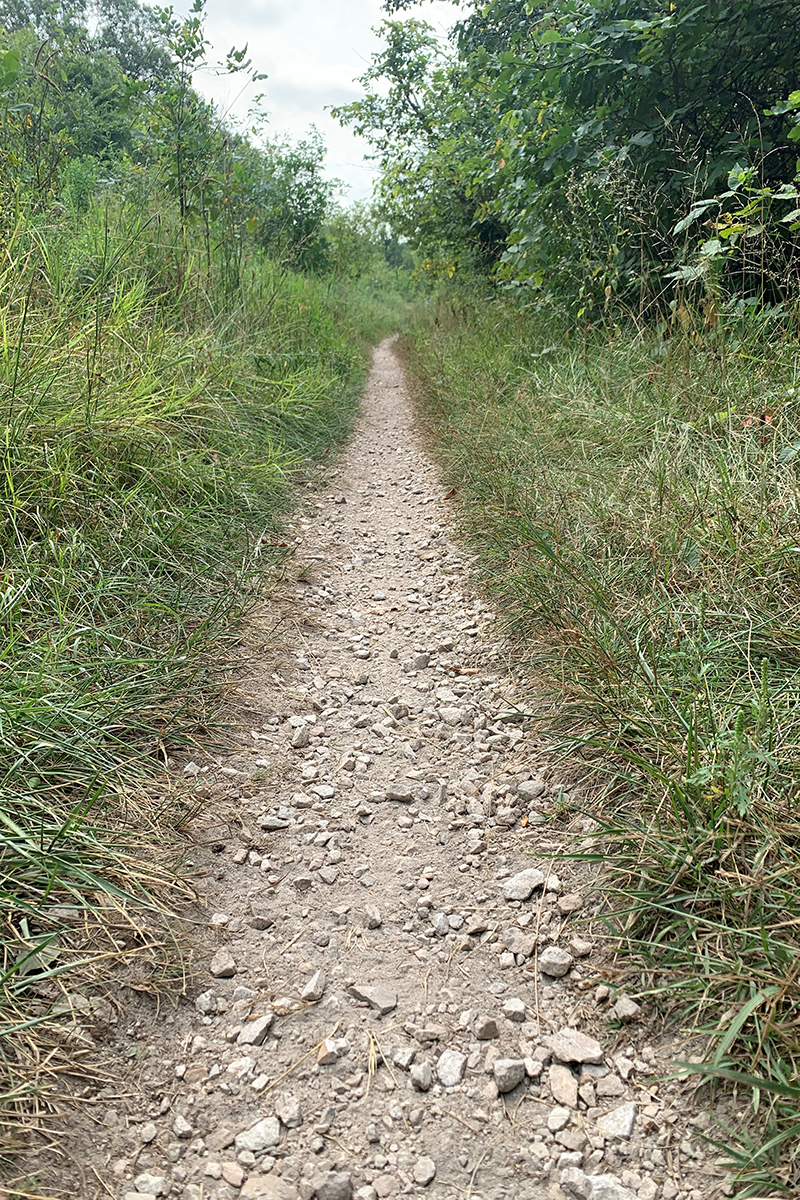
[0,193,400,1146]
[403,297,800,1195]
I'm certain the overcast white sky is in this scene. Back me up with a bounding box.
[194,0,459,203]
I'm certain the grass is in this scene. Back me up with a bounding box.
[402,295,800,1195]
[0,193,405,1150]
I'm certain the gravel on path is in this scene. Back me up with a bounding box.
[17,341,729,1200]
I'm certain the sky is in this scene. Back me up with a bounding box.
[194,0,459,204]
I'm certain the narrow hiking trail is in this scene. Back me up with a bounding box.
[24,341,725,1200]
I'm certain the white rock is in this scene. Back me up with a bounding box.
[301,969,326,1002]
[546,1028,604,1064]
[173,1114,192,1139]
[133,1173,168,1196]
[516,779,545,802]
[549,1063,578,1108]
[237,1013,275,1046]
[547,1105,571,1133]
[597,1102,636,1140]
[560,1167,637,1200]
[502,868,545,901]
[234,1116,281,1152]
[195,989,217,1014]
[413,1156,437,1187]
[436,1049,467,1087]
[502,997,526,1023]
[276,1094,302,1129]
[539,945,574,977]
[347,982,397,1014]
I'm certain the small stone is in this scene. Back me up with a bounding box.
[276,1094,302,1128]
[502,998,526,1023]
[249,908,275,931]
[539,945,574,977]
[237,1013,275,1046]
[314,1171,352,1200]
[430,912,450,937]
[550,1063,579,1108]
[570,937,593,958]
[386,785,414,802]
[318,866,339,885]
[133,1174,168,1196]
[234,1116,281,1153]
[597,1102,637,1140]
[410,1061,432,1091]
[439,706,464,726]
[474,1015,499,1040]
[195,989,218,1014]
[596,1074,626,1098]
[173,1114,193,1139]
[260,814,289,831]
[317,1039,340,1065]
[493,1058,526,1094]
[301,969,326,1002]
[516,779,545,802]
[612,996,641,1022]
[209,949,237,978]
[436,1049,466,1087]
[241,1177,300,1200]
[547,1105,571,1133]
[413,1157,436,1187]
[546,1028,604,1064]
[558,892,584,914]
[638,1182,658,1200]
[393,1047,416,1070]
[140,1123,157,1144]
[364,903,382,929]
[560,1169,637,1200]
[222,1163,246,1188]
[502,868,545,901]
[347,983,397,1015]
[292,724,310,749]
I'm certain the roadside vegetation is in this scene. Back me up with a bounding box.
[338,0,800,1192]
[0,0,413,1153]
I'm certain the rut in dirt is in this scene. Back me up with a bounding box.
[21,340,721,1200]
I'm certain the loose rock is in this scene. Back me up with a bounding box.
[413,1157,437,1187]
[209,949,236,979]
[502,868,545,901]
[436,1049,466,1088]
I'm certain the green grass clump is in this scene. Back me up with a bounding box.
[404,297,800,1195]
[0,196,396,1142]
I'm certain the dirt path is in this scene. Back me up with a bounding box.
[24,341,724,1200]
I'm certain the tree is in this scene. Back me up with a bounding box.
[341,0,800,304]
